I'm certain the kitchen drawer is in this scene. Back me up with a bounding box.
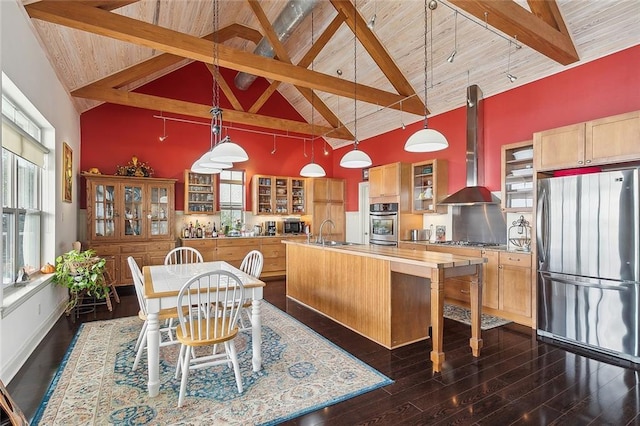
[216,246,255,261]
[182,239,216,250]
[499,251,531,267]
[89,244,120,255]
[121,244,150,254]
[217,238,260,248]
[444,277,471,303]
[152,241,175,252]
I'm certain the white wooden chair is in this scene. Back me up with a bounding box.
[164,246,203,265]
[238,250,263,329]
[128,256,182,371]
[174,270,245,407]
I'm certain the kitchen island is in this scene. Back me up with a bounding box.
[283,241,487,372]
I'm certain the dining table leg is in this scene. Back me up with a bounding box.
[146,300,160,397]
[251,298,262,372]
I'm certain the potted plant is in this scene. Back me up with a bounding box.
[54,249,108,314]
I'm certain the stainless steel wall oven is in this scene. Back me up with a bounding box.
[369,203,398,246]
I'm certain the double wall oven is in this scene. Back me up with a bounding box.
[369,203,398,246]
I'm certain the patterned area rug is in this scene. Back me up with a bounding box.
[32,302,392,425]
[443,304,512,330]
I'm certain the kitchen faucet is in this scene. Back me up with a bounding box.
[317,219,336,244]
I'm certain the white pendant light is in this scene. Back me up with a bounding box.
[196,150,232,169]
[340,148,372,168]
[300,12,326,178]
[190,160,221,174]
[210,135,248,163]
[300,161,326,177]
[404,128,449,152]
[404,0,448,153]
[340,0,372,169]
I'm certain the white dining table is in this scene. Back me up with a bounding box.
[142,261,265,397]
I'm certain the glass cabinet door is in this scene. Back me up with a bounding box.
[291,179,305,214]
[122,183,144,238]
[149,185,170,237]
[275,178,289,214]
[256,176,273,214]
[93,183,117,239]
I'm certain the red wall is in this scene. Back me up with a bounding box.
[80,62,334,210]
[334,45,640,210]
[81,45,640,212]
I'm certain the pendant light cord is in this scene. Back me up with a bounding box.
[422,0,428,129]
[353,0,358,148]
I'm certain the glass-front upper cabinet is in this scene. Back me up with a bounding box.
[123,182,144,238]
[83,174,176,243]
[92,182,117,239]
[274,177,289,214]
[184,170,217,214]
[291,179,306,214]
[148,184,171,237]
[252,175,273,214]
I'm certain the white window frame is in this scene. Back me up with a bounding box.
[218,170,245,231]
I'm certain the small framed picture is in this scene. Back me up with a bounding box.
[362,168,369,181]
[62,142,73,203]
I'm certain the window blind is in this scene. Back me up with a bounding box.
[2,116,49,167]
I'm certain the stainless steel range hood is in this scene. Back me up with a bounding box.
[440,85,500,205]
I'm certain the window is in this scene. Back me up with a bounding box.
[218,170,245,230]
[2,95,45,287]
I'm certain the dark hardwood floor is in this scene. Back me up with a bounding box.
[8,279,640,425]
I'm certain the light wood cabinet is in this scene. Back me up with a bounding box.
[181,235,306,278]
[499,251,532,319]
[411,159,448,214]
[501,141,534,212]
[369,162,414,211]
[426,245,499,310]
[305,178,346,241]
[369,163,401,198]
[424,245,533,326]
[184,170,217,214]
[534,110,640,171]
[251,175,306,215]
[83,174,176,286]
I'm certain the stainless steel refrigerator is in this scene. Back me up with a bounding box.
[537,167,640,365]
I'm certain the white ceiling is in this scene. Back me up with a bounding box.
[23,0,640,148]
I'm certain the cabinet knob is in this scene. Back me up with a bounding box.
[586,160,592,164]
[578,160,584,164]
[460,289,470,294]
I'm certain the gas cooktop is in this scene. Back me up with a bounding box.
[432,241,504,248]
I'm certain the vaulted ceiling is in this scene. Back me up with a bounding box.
[22,0,640,148]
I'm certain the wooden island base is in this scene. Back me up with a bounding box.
[284,241,486,372]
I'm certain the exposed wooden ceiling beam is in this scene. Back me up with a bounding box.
[331,0,422,102]
[25,0,425,115]
[204,64,244,111]
[248,12,345,116]
[449,0,578,65]
[246,0,352,139]
[71,85,353,139]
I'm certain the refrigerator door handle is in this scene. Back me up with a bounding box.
[536,186,548,266]
[540,272,632,291]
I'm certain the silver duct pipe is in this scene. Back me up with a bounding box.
[440,85,499,204]
[234,0,318,90]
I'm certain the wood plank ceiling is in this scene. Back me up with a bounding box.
[22,0,640,148]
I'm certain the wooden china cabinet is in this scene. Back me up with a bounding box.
[83,173,177,286]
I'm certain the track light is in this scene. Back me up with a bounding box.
[367,14,376,29]
[447,10,457,63]
[158,113,168,142]
[506,38,517,83]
